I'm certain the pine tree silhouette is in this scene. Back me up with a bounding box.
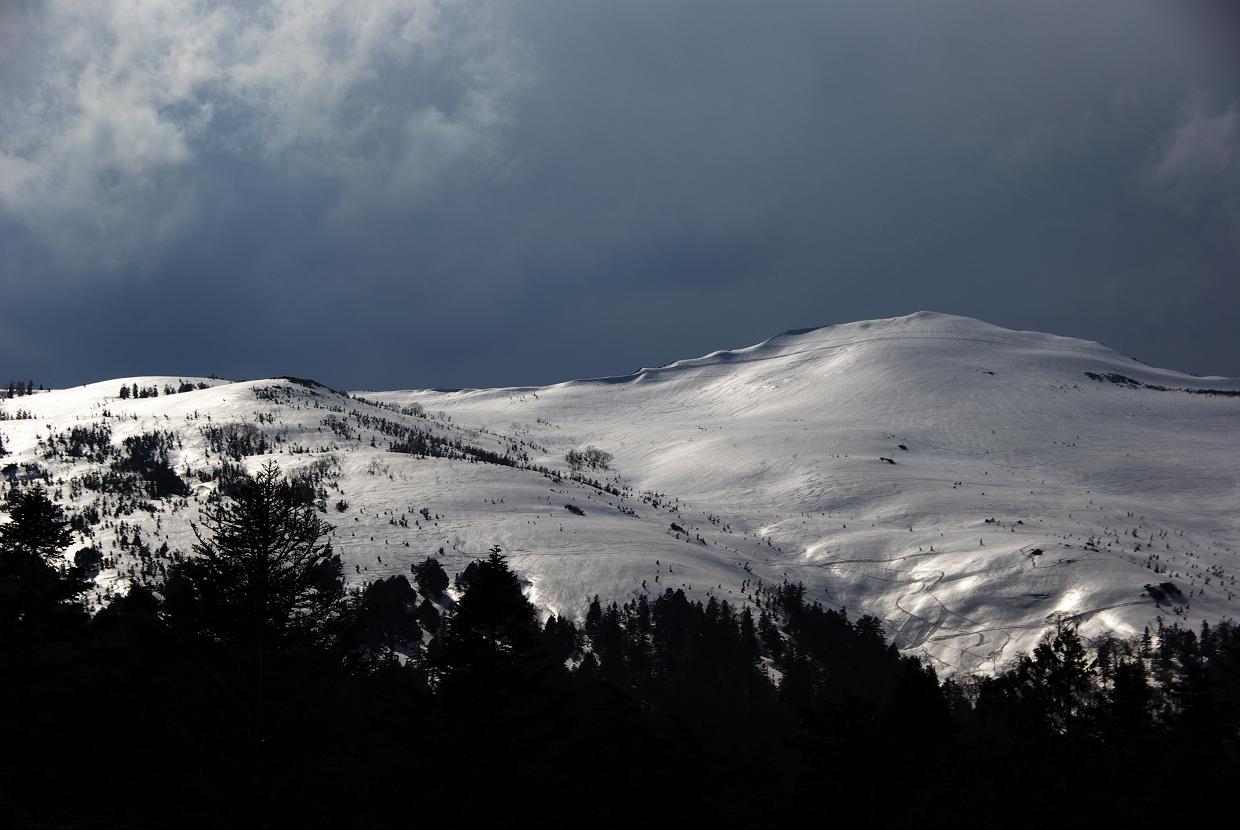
[0,485,89,655]
[167,460,342,655]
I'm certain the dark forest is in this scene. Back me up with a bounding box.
[2,464,1238,828]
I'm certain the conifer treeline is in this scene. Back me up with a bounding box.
[1,465,1237,827]
[4,380,39,398]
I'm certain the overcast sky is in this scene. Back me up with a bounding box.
[2,0,1238,389]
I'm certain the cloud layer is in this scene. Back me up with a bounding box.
[0,0,528,268]
[1,0,1237,388]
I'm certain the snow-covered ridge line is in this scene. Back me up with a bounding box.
[377,312,1236,400]
[3,312,1238,674]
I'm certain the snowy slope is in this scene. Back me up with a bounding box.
[3,313,1238,673]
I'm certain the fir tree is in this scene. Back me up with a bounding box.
[436,546,544,696]
[411,556,449,598]
[0,485,73,558]
[358,574,423,659]
[167,461,343,654]
[0,486,89,646]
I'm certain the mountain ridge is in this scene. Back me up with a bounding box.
[387,312,1237,397]
[3,312,1238,673]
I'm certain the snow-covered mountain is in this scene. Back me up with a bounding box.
[4,312,1238,673]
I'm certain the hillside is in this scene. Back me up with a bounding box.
[3,312,1238,673]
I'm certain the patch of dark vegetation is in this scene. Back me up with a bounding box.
[278,375,321,388]
[540,467,628,499]
[1085,371,1240,397]
[202,422,269,459]
[4,473,1240,826]
[322,414,354,439]
[284,458,338,512]
[193,461,251,502]
[1145,581,1184,603]
[411,556,449,599]
[41,424,114,463]
[208,462,253,500]
[2,462,50,483]
[358,575,423,655]
[114,431,189,498]
[57,430,188,502]
[564,503,585,516]
[350,394,425,418]
[4,380,40,397]
[276,376,352,396]
[68,504,101,533]
[566,445,613,471]
[121,380,207,399]
[63,468,160,519]
[1086,371,1142,387]
[254,385,297,403]
[344,408,527,468]
[74,545,104,575]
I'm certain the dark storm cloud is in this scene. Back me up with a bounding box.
[1,0,1238,389]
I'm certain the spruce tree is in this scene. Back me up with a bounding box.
[359,574,423,658]
[166,461,343,661]
[411,556,449,598]
[0,485,74,559]
[0,486,88,645]
[436,546,543,695]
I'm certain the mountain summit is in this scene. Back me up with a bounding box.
[4,313,1238,672]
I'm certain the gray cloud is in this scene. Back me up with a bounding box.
[1147,96,1240,233]
[1,0,1238,388]
[0,0,529,270]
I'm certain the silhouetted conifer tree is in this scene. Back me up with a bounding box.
[436,546,544,695]
[359,574,423,659]
[411,555,449,598]
[0,485,90,656]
